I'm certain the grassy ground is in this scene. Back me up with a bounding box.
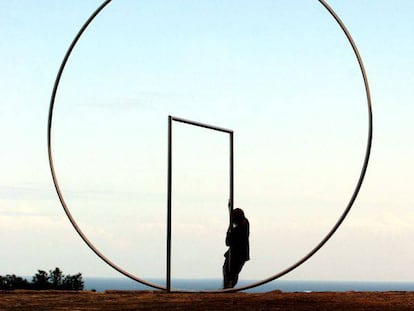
[2,290,414,310]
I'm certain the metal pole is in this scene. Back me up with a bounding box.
[171,116,232,134]
[229,132,234,226]
[166,115,172,292]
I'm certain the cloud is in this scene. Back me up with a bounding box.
[0,183,54,201]
[0,211,64,230]
[347,210,414,235]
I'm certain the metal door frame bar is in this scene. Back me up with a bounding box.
[167,115,234,291]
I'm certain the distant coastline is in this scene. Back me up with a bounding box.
[83,277,414,293]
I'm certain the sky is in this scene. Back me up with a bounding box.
[1,0,414,290]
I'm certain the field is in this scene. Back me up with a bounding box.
[2,290,414,310]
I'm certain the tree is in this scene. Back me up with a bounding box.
[1,268,84,290]
[62,273,84,290]
[32,270,50,290]
[0,274,30,290]
[49,267,63,289]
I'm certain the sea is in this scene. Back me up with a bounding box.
[84,278,414,293]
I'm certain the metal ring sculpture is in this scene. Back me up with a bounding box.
[48,0,373,293]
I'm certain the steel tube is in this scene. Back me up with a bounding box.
[171,116,233,134]
[166,116,173,292]
[229,132,234,225]
[47,0,165,291]
[48,0,373,294]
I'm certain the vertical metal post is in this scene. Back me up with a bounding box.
[166,115,172,292]
[229,132,234,225]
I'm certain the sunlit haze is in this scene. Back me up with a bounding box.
[1,1,413,289]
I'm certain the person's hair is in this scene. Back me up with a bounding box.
[232,208,245,224]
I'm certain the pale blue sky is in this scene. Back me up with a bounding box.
[1,1,414,290]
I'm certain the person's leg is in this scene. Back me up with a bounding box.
[223,255,232,288]
[229,259,245,288]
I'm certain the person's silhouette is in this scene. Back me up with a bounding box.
[223,207,250,288]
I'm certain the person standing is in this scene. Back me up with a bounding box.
[223,207,250,288]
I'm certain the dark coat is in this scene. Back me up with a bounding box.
[225,218,250,262]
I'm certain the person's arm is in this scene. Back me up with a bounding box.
[225,227,232,246]
[226,199,232,246]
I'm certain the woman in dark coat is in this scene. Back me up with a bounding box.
[223,208,250,288]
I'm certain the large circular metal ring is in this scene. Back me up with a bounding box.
[48,0,373,293]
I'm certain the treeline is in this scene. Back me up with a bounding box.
[0,267,83,290]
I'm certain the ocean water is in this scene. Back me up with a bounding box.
[84,278,414,293]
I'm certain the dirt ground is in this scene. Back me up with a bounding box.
[2,290,414,310]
